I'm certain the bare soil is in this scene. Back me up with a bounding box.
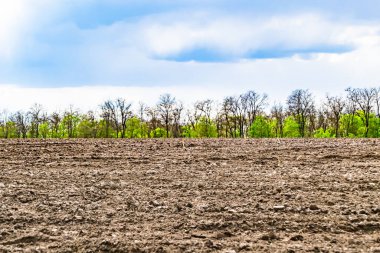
[0,139,380,252]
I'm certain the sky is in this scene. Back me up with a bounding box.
[1,0,380,112]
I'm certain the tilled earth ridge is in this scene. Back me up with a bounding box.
[0,139,380,252]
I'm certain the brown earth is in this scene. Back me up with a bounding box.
[0,139,380,252]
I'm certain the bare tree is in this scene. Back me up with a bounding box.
[157,94,176,138]
[49,112,61,138]
[0,110,12,138]
[271,103,285,137]
[220,96,236,137]
[138,102,147,122]
[138,102,148,137]
[13,111,29,138]
[194,99,214,136]
[81,110,98,138]
[195,100,213,123]
[374,88,380,137]
[341,98,357,137]
[186,108,197,131]
[325,95,345,137]
[0,111,6,138]
[146,106,160,137]
[241,90,268,135]
[233,96,246,138]
[101,100,117,138]
[28,104,43,138]
[287,89,315,137]
[63,105,79,138]
[346,87,376,137]
[100,98,132,138]
[316,106,328,132]
[375,88,380,118]
[214,104,224,138]
[172,102,184,138]
[116,98,132,138]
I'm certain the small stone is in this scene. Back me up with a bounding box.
[223,250,236,253]
[0,182,5,187]
[260,232,279,241]
[175,204,182,212]
[191,234,206,239]
[290,235,304,241]
[149,200,161,207]
[309,204,319,211]
[197,204,209,211]
[223,231,233,237]
[273,205,285,211]
[205,240,214,248]
[239,243,251,250]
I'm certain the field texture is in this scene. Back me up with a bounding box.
[0,139,380,252]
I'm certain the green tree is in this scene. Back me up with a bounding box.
[125,117,149,138]
[49,112,62,138]
[97,119,117,138]
[193,117,218,137]
[357,112,378,137]
[4,121,18,138]
[283,116,301,138]
[39,122,50,138]
[346,87,376,137]
[314,127,334,138]
[77,119,97,138]
[340,113,362,137]
[181,125,195,138]
[62,108,80,138]
[249,116,271,138]
[150,127,166,138]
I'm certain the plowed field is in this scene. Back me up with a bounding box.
[0,139,380,252]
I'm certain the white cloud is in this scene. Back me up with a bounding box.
[45,12,379,86]
[139,13,378,58]
[0,0,67,60]
[0,1,32,59]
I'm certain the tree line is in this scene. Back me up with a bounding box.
[1,87,380,138]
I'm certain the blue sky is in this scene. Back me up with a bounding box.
[1,0,380,111]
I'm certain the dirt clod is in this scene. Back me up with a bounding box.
[309,204,320,211]
[260,232,280,241]
[290,235,304,241]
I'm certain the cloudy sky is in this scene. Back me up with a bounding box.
[1,0,380,112]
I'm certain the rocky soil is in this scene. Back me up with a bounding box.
[0,139,380,252]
